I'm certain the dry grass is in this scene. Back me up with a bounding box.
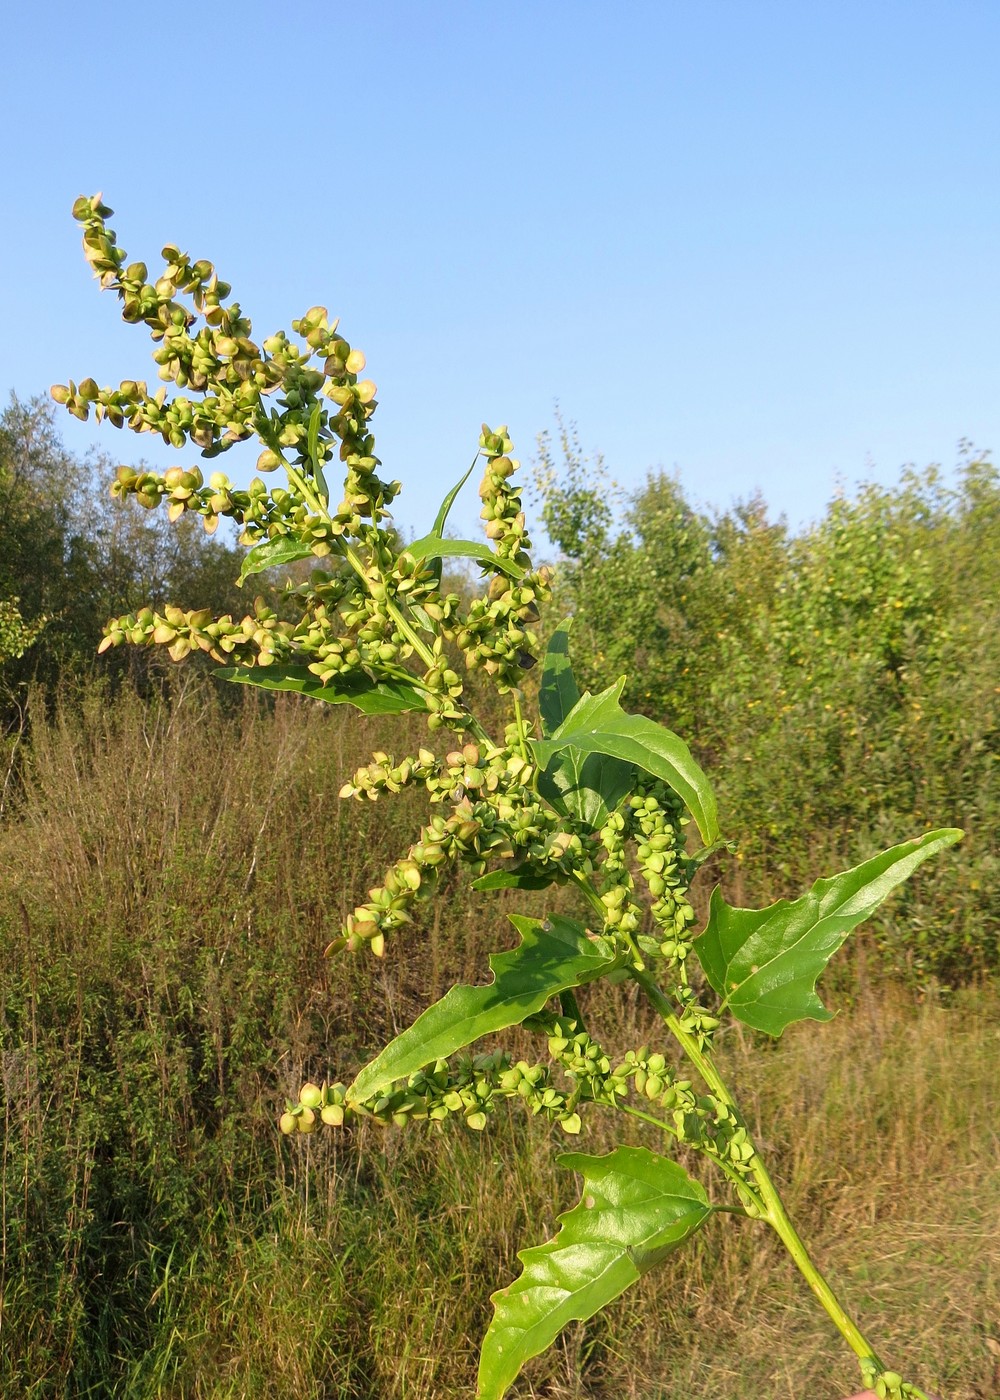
[0,682,996,1398]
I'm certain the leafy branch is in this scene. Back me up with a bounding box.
[56,195,959,1400]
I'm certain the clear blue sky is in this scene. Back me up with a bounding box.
[4,2,998,542]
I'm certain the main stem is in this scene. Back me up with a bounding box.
[630,967,884,1375]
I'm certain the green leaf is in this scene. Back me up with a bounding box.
[477,1147,713,1399]
[538,749,635,832]
[306,401,330,500]
[537,661,633,829]
[401,536,525,579]
[217,665,430,715]
[431,454,479,539]
[531,682,719,843]
[538,619,580,738]
[237,536,316,585]
[417,454,480,586]
[695,828,963,1036]
[471,868,557,892]
[349,915,617,1103]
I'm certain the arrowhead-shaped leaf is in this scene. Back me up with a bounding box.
[695,828,964,1036]
[401,536,524,579]
[349,915,617,1104]
[477,1147,713,1399]
[217,665,430,715]
[237,535,317,584]
[531,682,719,843]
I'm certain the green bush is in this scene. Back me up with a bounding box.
[537,441,999,981]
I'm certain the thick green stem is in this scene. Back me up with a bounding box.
[630,967,885,1373]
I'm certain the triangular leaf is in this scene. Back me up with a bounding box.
[237,536,317,585]
[539,619,580,738]
[401,536,525,579]
[217,665,430,715]
[477,1147,713,1399]
[349,915,617,1104]
[531,682,719,843]
[537,673,635,829]
[695,828,963,1036]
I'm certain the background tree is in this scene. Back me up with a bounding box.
[536,433,998,982]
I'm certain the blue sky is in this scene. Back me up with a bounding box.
[4,2,998,543]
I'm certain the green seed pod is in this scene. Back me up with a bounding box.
[321,1103,345,1126]
[279,1112,297,1135]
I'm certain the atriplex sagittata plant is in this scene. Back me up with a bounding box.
[55,195,960,1400]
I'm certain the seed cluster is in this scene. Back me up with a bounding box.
[334,742,594,957]
[282,1051,591,1137]
[59,198,552,718]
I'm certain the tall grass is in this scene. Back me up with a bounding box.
[0,683,996,1398]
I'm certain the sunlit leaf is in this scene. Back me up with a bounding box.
[401,536,524,579]
[217,665,430,715]
[431,454,479,539]
[695,828,964,1035]
[531,682,719,843]
[477,1147,713,1399]
[237,536,317,585]
[349,915,617,1103]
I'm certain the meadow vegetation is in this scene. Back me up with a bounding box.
[0,692,996,1398]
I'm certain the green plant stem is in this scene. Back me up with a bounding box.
[569,870,607,921]
[617,1102,766,1212]
[630,966,885,1375]
[512,690,529,761]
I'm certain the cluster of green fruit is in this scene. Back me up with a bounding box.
[282,1050,593,1137]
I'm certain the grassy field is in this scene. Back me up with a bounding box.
[0,686,996,1398]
